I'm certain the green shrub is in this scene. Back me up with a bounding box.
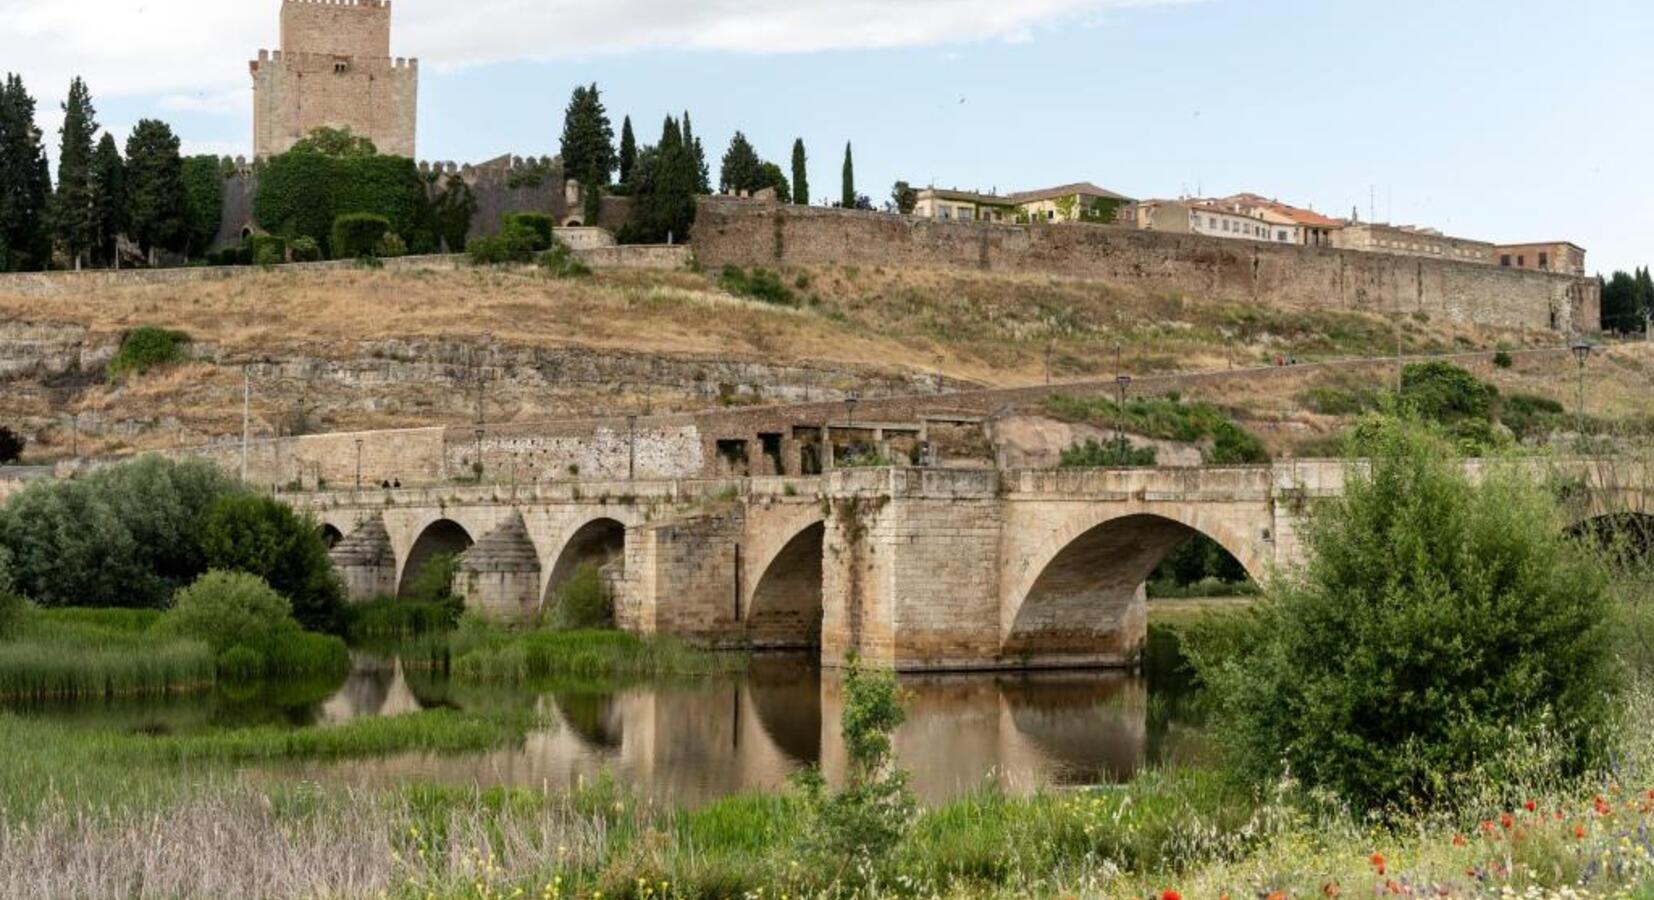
[1043,394,1270,464]
[537,242,590,278]
[1195,416,1622,812]
[331,213,392,259]
[403,552,461,606]
[1059,439,1157,468]
[719,265,796,305]
[1493,349,1515,369]
[501,212,554,250]
[107,326,191,379]
[1302,384,1382,416]
[217,645,265,682]
[548,561,613,630]
[0,456,237,610]
[1208,420,1270,464]
[288,235,322,262]
[247,234,286,267]
[346,597,461,639]
[254,149,434,256]
[467,222,541,265]
[199,493,346,634]
[376,231,408,258]
[1400,361,1496,423]
[1501,392,1568,440]
[166,571,293,653]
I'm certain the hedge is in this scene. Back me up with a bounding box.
[253,149,437,257]
[331,214,392,260]
[503,212,555,251]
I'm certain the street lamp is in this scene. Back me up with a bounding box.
[626,415,638,481]
[473,427,486,483]
[1114,374,1133,456]
[1570,341,1593,436]
[354,438,364,491]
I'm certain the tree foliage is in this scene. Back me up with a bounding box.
[254,143,431,257]
[88,133,125,265]
[841,142,856,209]
[0,456,237,609]
[618,116,699,245]
[199,493,345,634]
[719,131,763,195]
[124,119,188,258]
[180,155,225,257]
[165,570,293,654]
[791,138,809,206]
[52,77,99,267]
[1600,268,1654,333]
[1194,416,1621,811]
[617,116,637,189]
[891,180,917,215]
[0,74,53,271]
[107,325,190,380]
[558,83,615,188]
[682,111,710,194]
[289,125,377,158]
[430,174,476,252]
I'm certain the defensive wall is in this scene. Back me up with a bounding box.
[115,345,1589,493]
[691,199,1602,334]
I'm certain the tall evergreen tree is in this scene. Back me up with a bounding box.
[1637,267,1654,326]
[790,138,809,206]
[558,83,616,187]
[88,133,125,266]
[124,119,187,261]
[841,142,855,209]
[682,111,710,194]
[719,131,763,195]
[52,77,99,269]
[617,115,637,188]
[625,116,698,244]
[0,74,52,270]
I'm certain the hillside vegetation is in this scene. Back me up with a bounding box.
[0,262,1647,459]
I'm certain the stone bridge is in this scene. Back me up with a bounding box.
[293,458,1648,672]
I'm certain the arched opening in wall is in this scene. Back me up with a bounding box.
[746,522,825,650]
[543,518,627,621]
[398,519,475,599]
[563,219,583,228]
[1005,514,1258,668]
[1144,532,1257,601]
[320,523,344,550]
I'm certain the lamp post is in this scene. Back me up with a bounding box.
[1115,374,1133,456]
[1570,341,1593,436]
[354,438,364,491]
[473,427,485,483]
[626,414,638,481]
[240,365,251,483]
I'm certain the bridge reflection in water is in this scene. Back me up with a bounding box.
[299,657,1163,806]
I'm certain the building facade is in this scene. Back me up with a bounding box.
[1137,199,1298,244]
[912,182,1134,225]
[1209,193,1343,247]
[1495,242,1587,277]
[1331,222,1492,265]
[250,0,418,159]
[912,188,1017,223]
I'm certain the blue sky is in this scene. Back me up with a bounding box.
[9,0,1652,272]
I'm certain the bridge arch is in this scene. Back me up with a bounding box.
[746,520,826,649]
[319,522,344,549]
[397,518,476,598]
[1003,510,1264,667]
[542,517,628,610]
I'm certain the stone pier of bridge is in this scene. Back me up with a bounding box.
[292,458,1643,672]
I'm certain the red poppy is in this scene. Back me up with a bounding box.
[1161,891,1182,900]
[1499,812,1514,829]
[1575,824,1587,839]
[1523,800,1536,812]
[1451,834,1466,847]
[1479,819,1495,833]
[1369,852,1386,875]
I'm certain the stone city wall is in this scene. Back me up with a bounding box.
[692,200,1601,334]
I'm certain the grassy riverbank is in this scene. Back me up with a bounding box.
[398,622,746,684]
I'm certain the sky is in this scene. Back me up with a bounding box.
[4,0,1651,273]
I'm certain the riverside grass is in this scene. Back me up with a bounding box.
[401,624,746,684]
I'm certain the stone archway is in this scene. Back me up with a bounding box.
[320,523,344,550]
[1003,512,1263,668]
[746,521,826,649]
[397,519,475,598]
[543,518,627,610]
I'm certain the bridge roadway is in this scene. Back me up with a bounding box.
[293,458,1646,672]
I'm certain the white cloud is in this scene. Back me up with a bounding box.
[0,0,1194,102]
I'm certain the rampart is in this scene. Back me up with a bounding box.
[692,199,1601,334]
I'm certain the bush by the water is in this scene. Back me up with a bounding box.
[107,326,191,380]
[1060,439,1158,468]
[0,607,214,700]
[199,493,345,634]
[165,571,348,679]
[546,561,613,630]
[1194,416,1621,811]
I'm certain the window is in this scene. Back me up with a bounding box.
[1208,217,1217,229]
[1277,230,1289,242]
[938,207,951,220]
[1500,255,1511,267]
[333,60,349,75]
[1222,220,1231,232]
[960,207,975,221]
[1046,210,1055,221]
[1517,255,1525,267]
[1539,252,1549,270]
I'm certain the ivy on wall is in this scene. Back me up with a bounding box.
[253,149,448,257]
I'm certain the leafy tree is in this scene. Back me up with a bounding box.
[791,138,809,206]
[0,456,238,609]
[1601,271,1640,333]
[124,119,188,260]
[617,115,637,189]
[719,131,763,195]
[682,111,710,194]
[88,133,125,266]
[841,142,855,209]
[1400,361,1496,423]
[165,570,293,653]
[467,220,541,265]
[758,162,791,203]
[548,561,613,630]
[199,493,345,634]
[254,149,431,256]
[1194,416,1621,811]
[891,180,917,215]
[289,125,377,158]
[558,83,615,187]
[620,116,699,245]
[0,74,53,270]
[0,425,23,463]
[52,77,99,268]
[430,174,476,252]
[179,155,225,257]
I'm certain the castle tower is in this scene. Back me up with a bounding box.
[249,0,418,159]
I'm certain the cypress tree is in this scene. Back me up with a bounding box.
[53,77,99,269]
[841,142,855,209]
[719,131,763,195]
[683,111,710,194]
[617,115,637,188]
[0,74,52,270]
[558,83,616,187]
[791,138,809,206]
[88,132,125,266]
[124,119,188,261]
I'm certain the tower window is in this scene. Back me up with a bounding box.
[333,60,349,75]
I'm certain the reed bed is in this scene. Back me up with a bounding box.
[0,609,214,701]
[444,628,746,683]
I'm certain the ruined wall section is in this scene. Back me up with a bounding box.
[693,200,1601,334]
